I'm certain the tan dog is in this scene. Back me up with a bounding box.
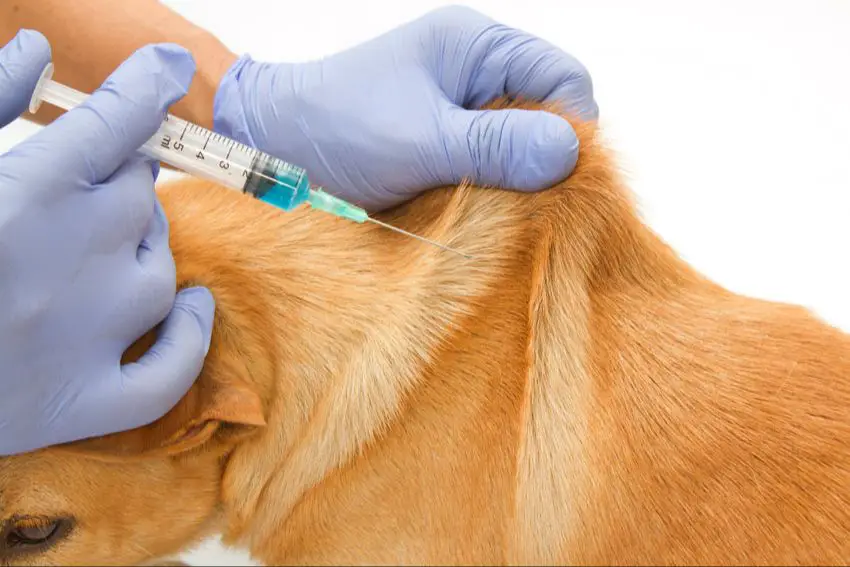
[0,100,848,566]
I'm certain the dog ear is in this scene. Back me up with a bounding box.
[56,329,267,461]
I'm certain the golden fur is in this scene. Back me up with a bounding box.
[0,100,848,566]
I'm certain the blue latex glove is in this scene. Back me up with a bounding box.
[214,5,599,212]
[0,30,216,456]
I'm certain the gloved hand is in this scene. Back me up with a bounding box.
[0,30,216,456]
[214,5,598,212]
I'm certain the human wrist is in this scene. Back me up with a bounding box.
[171,32,237,129]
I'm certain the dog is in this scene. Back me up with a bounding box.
[0,99,848,566]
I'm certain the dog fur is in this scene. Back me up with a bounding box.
[0,100,848,566]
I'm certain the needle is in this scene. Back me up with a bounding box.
[366,217,472,260]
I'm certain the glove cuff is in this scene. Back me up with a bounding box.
[212,53,258,146]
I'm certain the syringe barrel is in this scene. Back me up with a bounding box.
[136,117,312,211]
[136,114,258,194]
[28,63,313,211]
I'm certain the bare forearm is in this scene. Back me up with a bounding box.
[0,0,237,128]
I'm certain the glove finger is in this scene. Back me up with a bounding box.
[435,6,597,120]
[118,194,180,344]
[483,31,598,121]
[441,105,580,191]
[66,286,215,438]
[28,43,196,185]
[0,29,52,129]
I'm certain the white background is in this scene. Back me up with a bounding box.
[1,0,848,564]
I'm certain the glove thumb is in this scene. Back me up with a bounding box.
[443,107,580,191]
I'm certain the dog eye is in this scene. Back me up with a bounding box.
[3,517,72,551]
[9,522,58,545]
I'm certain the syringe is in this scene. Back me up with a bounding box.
[28,63,470,259]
